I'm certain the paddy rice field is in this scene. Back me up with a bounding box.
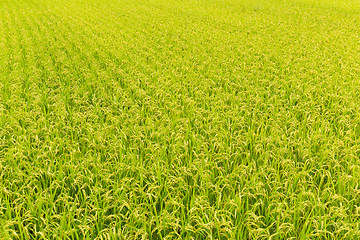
[1,0,360,239]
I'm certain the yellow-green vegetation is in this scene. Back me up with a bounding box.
[1,0,360,239]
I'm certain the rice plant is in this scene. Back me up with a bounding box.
[1,0,360,239]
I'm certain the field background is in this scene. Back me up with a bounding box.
[1,0,360,239]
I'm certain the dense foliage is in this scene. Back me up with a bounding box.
[1,0,360,239]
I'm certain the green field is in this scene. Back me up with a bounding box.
[1,0,360,239]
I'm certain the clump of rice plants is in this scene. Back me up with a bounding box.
[1,0,360,239]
